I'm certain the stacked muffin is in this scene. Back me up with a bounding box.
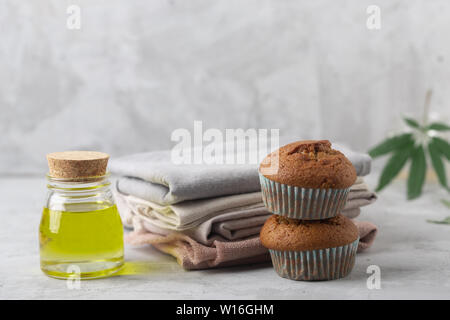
[259,140,359,281]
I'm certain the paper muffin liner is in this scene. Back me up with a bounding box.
[269,238,359,281]
[259,173,350,220]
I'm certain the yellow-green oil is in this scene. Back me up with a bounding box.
[39,204,124,279]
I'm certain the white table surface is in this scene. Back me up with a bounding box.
[1,175,450,300]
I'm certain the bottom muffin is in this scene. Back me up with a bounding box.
[260,214,359,281]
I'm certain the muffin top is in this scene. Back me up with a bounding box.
[259,140,356,189]
[260,214,359,251]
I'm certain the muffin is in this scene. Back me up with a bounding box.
[259,140,356,219]
[260,214,359,281]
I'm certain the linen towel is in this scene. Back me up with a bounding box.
[125,220,378,270]
[117,190,267,231]
[115,190,271,245]
[344,177,377,216]
[139,213,271,246]
[111,145,371,205]
[332,143,371,179]
[111,150,259,205]
[353,221,378,251]
[125,225,269,270]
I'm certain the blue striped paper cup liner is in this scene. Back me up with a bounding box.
[269,238,359,281]
[259,173,350,220]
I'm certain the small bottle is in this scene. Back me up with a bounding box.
[39,151,124,279]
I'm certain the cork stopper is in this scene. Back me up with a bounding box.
[46,151,109,180]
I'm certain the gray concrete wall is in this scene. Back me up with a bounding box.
[1,0,449,174]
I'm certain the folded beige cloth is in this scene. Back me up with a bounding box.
[119,191,267,231]
[345,177,378,213]
[115,191,271,244]
[126,220,378,270]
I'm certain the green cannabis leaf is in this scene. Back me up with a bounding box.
[368,91,450,200]
[407,145,426,199]
[432,137,450,160]
[404,118,421,129]
[428,140,447,189]
[427,123,450,131]
[427,199,450,225]
[441,199,450,208]
[368,133,414,158]
[427,217,450,225]
[374,145,414,192]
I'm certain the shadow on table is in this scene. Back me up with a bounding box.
[200,261,273,275]
[113,260,182,277]
[112,260,272,277]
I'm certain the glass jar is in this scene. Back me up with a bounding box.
[39,173,124,279]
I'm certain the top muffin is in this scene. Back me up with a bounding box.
[260,140,356,189]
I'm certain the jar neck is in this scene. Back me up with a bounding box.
[46,174,111,196]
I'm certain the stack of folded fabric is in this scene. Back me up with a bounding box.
[112,144,378,270]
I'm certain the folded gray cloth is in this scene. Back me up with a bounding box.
[332,143,371,179]
[111,144,371,205]
[111,150,259,205]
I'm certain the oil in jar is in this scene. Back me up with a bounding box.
[39,203,124,279]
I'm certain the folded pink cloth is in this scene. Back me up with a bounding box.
[126,220,378,270]
[126,231,269,270]
[354,220,378,252]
